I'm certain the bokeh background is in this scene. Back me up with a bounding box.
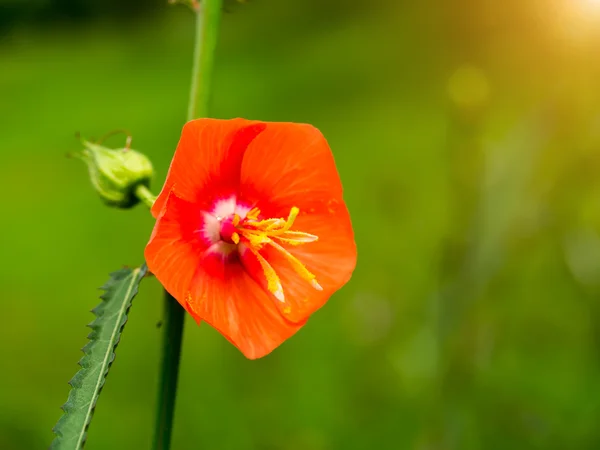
[2,0,600,448]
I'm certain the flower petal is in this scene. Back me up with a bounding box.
[145,191,207,317]
[263,204,356,323]
[238,122,345,217]
[237,122,356,322]
[187,258,306,359]
[152,118,266,217]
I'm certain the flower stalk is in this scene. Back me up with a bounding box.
[135,184,157,209]
[187,0,223,121]
[152,1,224,449]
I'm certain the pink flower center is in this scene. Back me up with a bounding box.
[219,216,237,244]
[214,207,322,302]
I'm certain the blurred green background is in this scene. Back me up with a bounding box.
[2,0,600,448]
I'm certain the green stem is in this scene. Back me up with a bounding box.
[152,295,185,450]
[135,184,157,209]
[152,2,223,450]
[187,0,224,121]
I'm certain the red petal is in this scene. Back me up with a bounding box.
[145,191,207,317]
[187,259,306,359]
[238,122,345,217]
[152,118,266,217]
[263,204,356,323]
[237,122,357,321]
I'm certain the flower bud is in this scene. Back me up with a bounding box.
[74,139,154,209]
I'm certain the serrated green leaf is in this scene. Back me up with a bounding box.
[50,264,148,450]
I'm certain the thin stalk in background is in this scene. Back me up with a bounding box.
[152,1,224,449]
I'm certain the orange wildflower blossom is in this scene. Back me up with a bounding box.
[145,119,356,359]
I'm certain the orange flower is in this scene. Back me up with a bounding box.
[145,118,356,359]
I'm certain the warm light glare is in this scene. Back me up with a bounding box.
[552,0,600,44]
[577,0,600,15]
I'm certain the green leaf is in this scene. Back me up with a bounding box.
[50,264,148,450]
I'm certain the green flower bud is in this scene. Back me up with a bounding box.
[74,139,154,209]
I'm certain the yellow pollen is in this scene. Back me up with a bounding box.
[236,206,321,300]
[246,207,260,220]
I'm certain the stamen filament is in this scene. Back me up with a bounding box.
[246,207,260,220]
[235,206,321,299]
[274,231,318,245]
[268,240,323,290]
[247,245,285,302]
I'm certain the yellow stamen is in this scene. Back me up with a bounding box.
[268,240,323,291]
[275,231,318,245]
[247,245,285,301]
[231,232,240,245]
[236,206,321,296]
[246,207,260,220]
